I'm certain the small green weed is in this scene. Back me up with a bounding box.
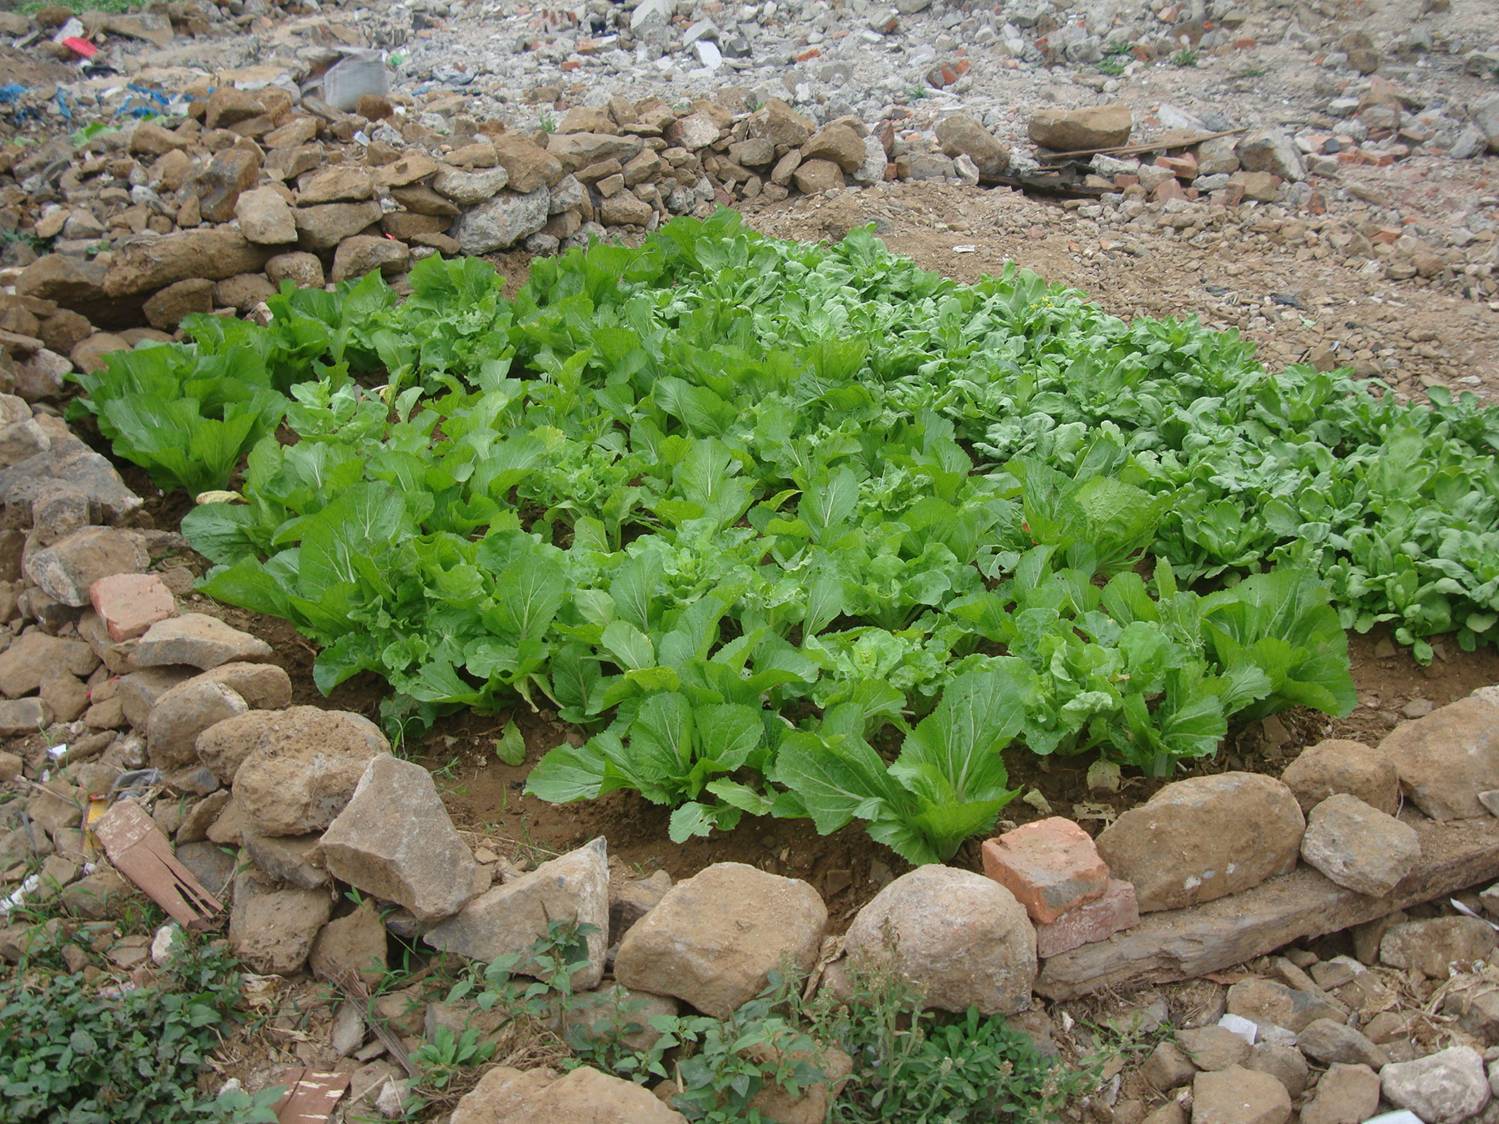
[0,930,279,1121]
[1171,48,1199,67]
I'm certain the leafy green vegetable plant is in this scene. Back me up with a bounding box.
[85,213,1495,861]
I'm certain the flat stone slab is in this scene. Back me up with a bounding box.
[1036,813,1499,1000]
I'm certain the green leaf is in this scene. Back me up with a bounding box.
[495,720,526,766]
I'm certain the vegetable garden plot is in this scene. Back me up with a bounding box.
[72,212,1499,863]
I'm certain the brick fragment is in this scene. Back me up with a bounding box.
[1035,879,1139,958]
[981,817,1109,924]
[90,572,176,642]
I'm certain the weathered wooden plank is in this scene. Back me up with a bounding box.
[1035,813,1499,1000]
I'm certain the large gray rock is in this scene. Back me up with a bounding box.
[130,613,271,671]
[1380,1046,1492,1123]
[223,706,390,836]
[23,526,148,607]
[318,756,481,922]
[451,188,550,254]
[1300,794,1419,896]
[614,861,826,1018]
[227,869,331,975]
[1378,697,1499,819]
[1295,1018,1387,1069]
[1096,773,1305,912]
[425,838,609,989]
[841,865,1035,1016]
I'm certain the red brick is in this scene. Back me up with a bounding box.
[1113,173,1139,188]
[1371,226,1402,245]
[1153,178,1186,203]
[89,572,176,642]
[981,817,1109,924]
[1156,153,1197,180]
[1035,879,1139,958]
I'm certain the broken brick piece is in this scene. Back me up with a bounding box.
[1035,879,1140,958]
[89,572,176,642]
[981,817,1110,924]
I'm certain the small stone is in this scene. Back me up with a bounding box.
[800,124,867,173]
[449,1066,684,1124]
[309,899,388,988]
[1178,1025,1252,1072]
[793,158,845,193]
[234,188,297,246]
[24,527,148,607]
[297,166,375,205]
[146,677,248,769]
[331,236,409,282]
[426,838,609,989]
[1028,104,1133,151]
[89,572,175,641]
[1033,878,1138,957]
[1190,1065,1292,1124]
[228,869,331,976]
[451,188,550,254]
[131,613,270,670]
[614,861,826,1018]
[266,252,324,289]
[1300,794,1419,895]
[241,832,327,890]
[1380,1046,1492,1124]
[1226,978,1346,1033]
[0,696,51,736]
[609,869,671,939]
[1143,1041,1196,1090]
[229,707,390,837]
[293,202,383,252]
[1379,916,1497,978]
[1281,739,1399,814]
[143,278,214,332]
[1378,698,1499,820]
[430,166,510,206]
[1296,1018,1388,1069]
[1301,1063,1381,1124]
[1243,1043,1309,1099]
[1236,130,1306,181]
[935,114,1010,179]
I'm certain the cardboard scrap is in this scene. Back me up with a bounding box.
[272,1068,351,1124]
[91,799,222,930]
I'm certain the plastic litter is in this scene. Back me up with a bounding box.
[319,50,387,112]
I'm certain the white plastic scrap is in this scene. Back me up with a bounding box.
[1216,1013,1259,1044]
